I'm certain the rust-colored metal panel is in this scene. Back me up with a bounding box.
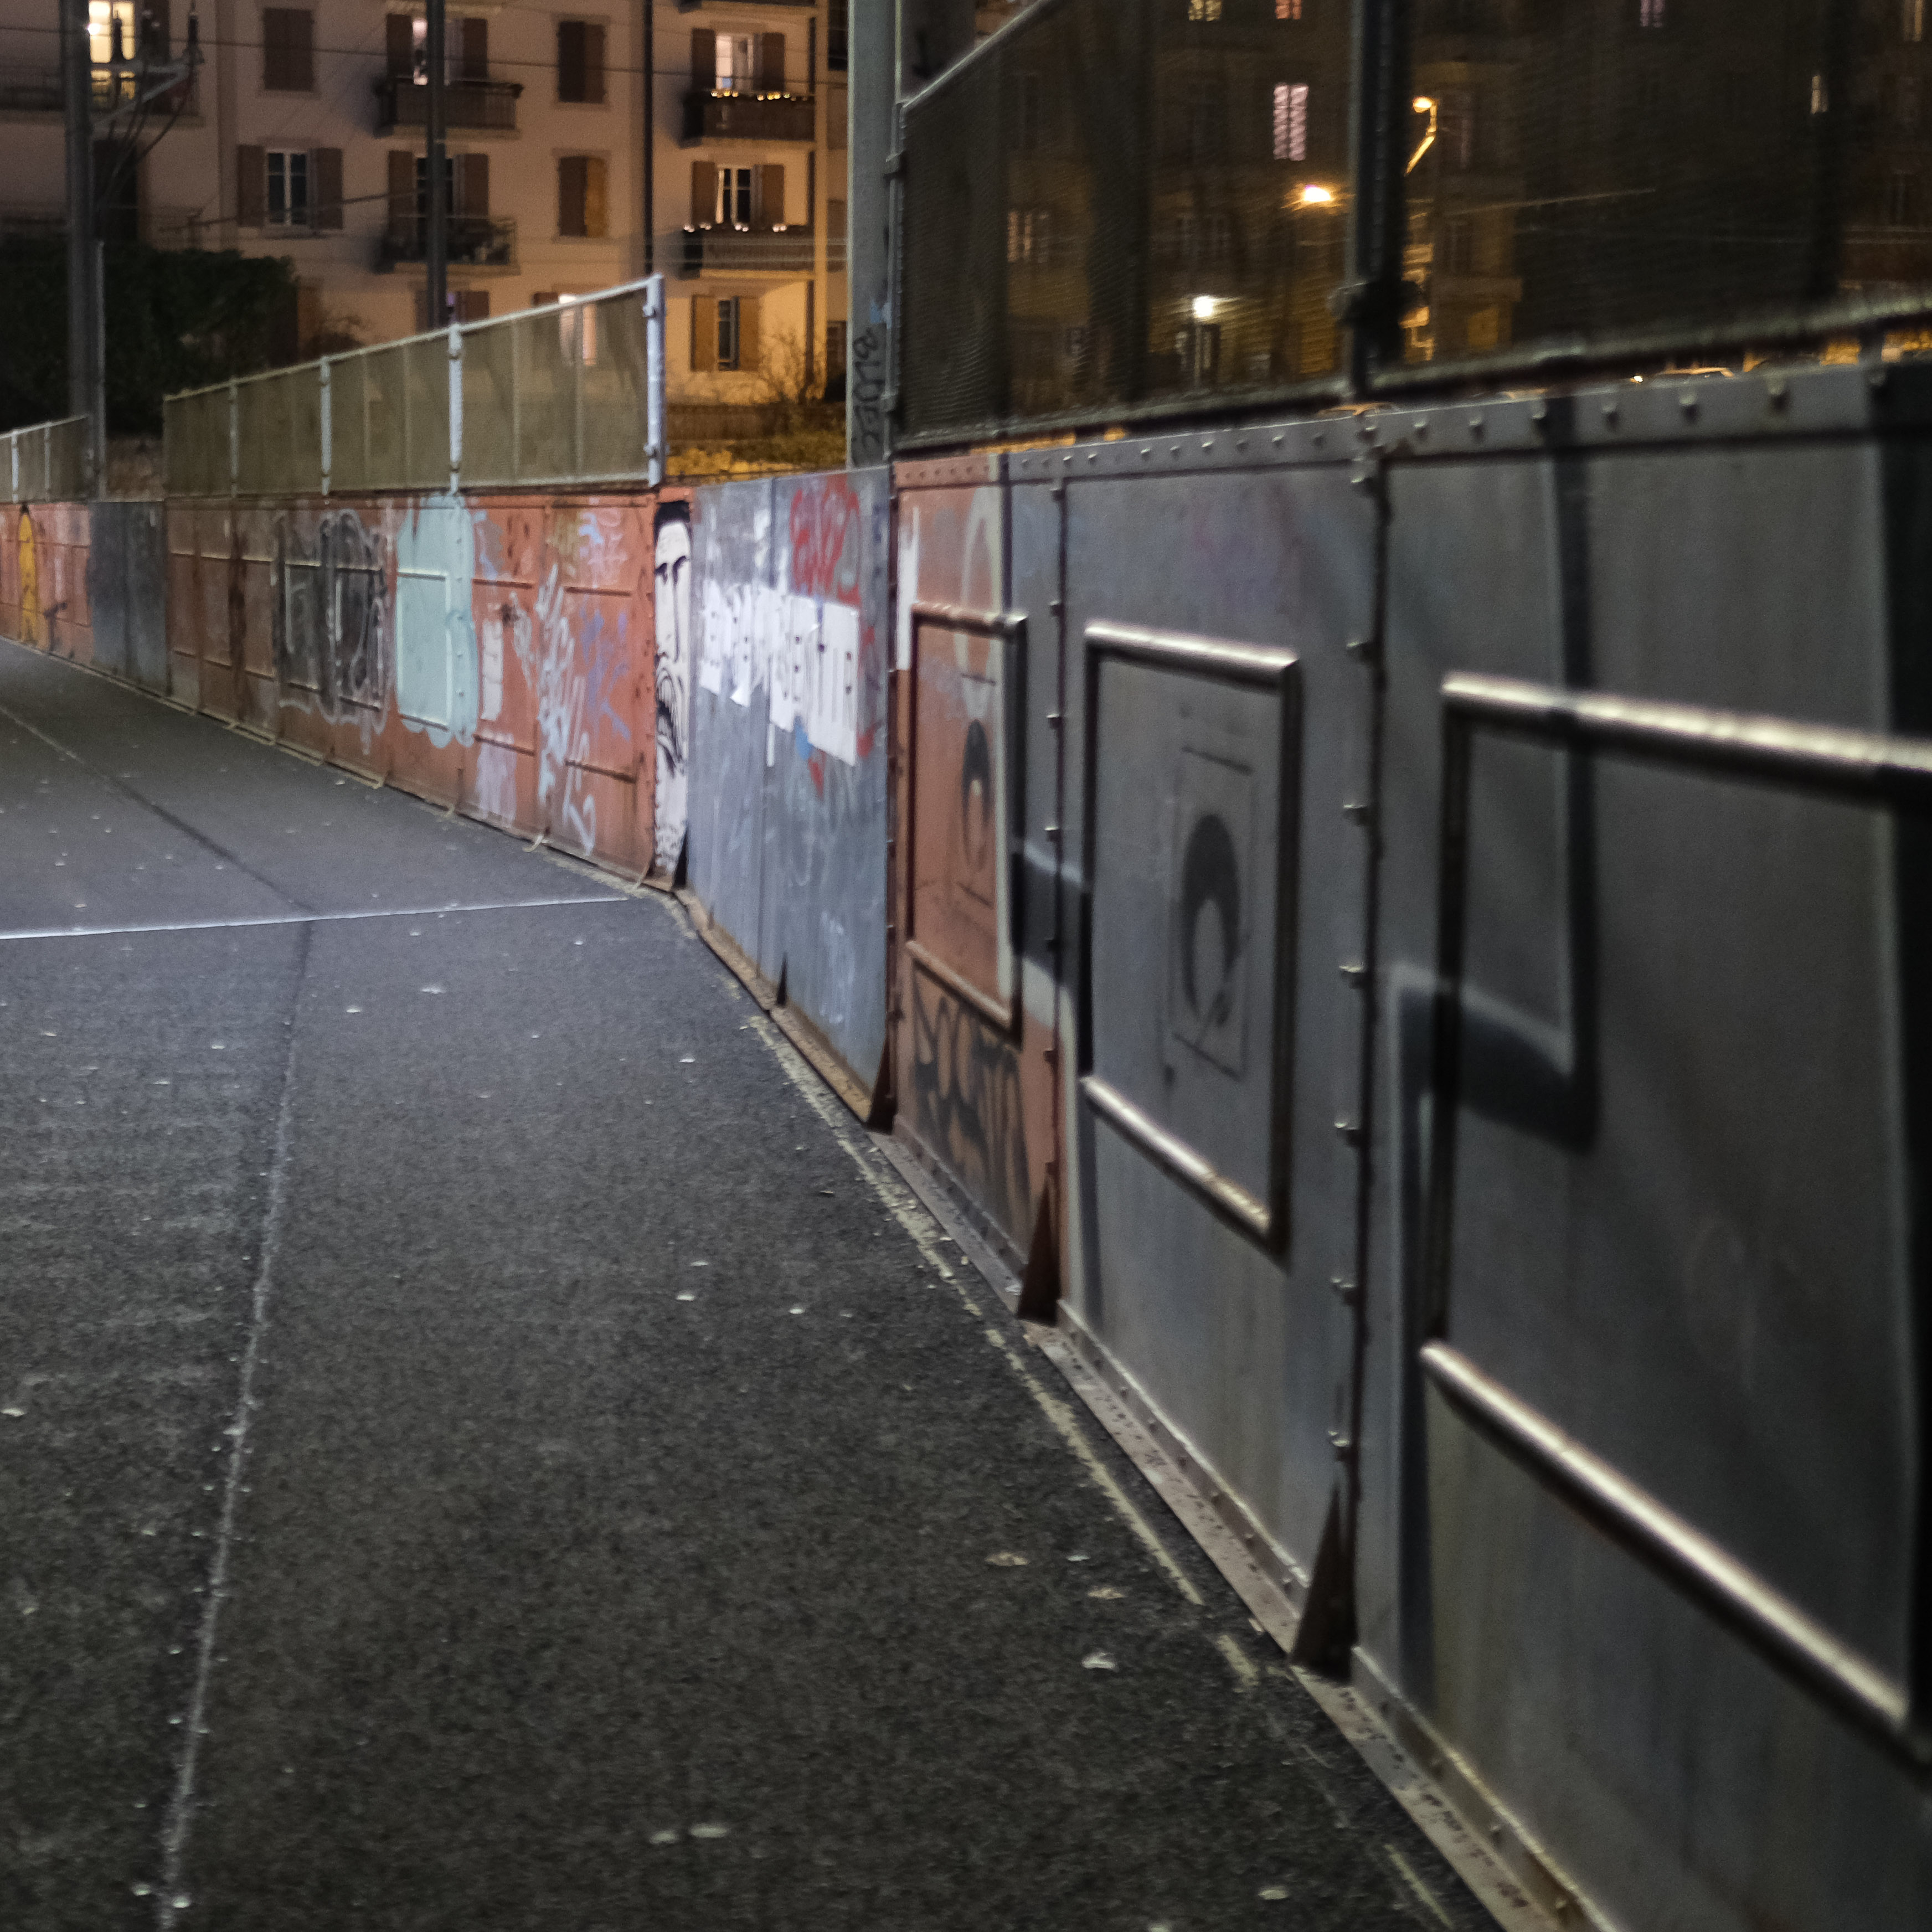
[891,466,1058,1261]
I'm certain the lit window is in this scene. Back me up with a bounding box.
[1276,0,1302,17]
[266,150,310,227]
[715,33,756,92]
[1811,71,1829,114]
[718,296,741,370]
[1907,0,1926,44]
[87,1,136,64]
[1007,207,1053,264]
[714,165,755,226]
[1187,0,1223,19]
[1274,81,1309,161]
[1639,0,1665,27]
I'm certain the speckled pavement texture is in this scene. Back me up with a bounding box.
[0,640,1491,1932]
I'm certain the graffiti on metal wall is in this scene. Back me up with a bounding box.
[1167,751,1255,1079]
[394,497,481,748]
[698,476,867,769]
[270,508,389,724]
[655,504,693,873]
[16,508,42,646]
[908,970,1032,1239]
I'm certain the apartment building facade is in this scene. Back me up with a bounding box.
[0,0,847,404]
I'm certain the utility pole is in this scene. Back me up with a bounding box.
[426,0,447,330]
[61,0,99,491]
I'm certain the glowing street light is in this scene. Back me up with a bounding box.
[1299,183,1335,207]
[1191,295,1218,321]
[1409,95,1438,172]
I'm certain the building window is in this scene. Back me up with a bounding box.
[1907,0,1925,44]
[88,1,135,64]
[1273,80,1309,161]
[715,164,754,226]
[1638,0,1665,27]
[718,296,741,370]
[1440,88,1475,167]
[1187,0,1223,19]
[1811,71,1828,115]
[1888,171,1923,226]
[1007,206,1053,264]
[558,154,608,237]
[825,318,847,396]
[716,33,755,91]
[1276,0,1303,17]
[267,149,311,226]
[262,7,313,91]
[556,20,606,103]
[828,0,848,70]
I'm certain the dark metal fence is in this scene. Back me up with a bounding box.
[899,0,1932,444]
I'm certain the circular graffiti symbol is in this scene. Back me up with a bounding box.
[959,718,995,874]
[1178,811,1241,1031]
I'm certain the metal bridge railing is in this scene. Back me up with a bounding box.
[5,417,91,503]
[164,278,667,499]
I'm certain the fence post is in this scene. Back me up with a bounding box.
[319,358,332,498]
[447,321,463,493]
[644,274,666,488]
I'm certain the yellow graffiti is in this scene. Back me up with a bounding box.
[17,507,41,647]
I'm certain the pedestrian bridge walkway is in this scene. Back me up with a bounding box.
[0,639,1481,1932]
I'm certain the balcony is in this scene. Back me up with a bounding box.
[683,90,816,144]
[0,65,61,112]
[681,225,816,275]
[378,214,517,272]
[374,75,522,134]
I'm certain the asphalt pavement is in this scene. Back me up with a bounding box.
[0,638,1491,1932]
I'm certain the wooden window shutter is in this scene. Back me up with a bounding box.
[757,164,785,226]
[738,295,760,372]
[691,28,715,89]
[262,9,313,90]
[558,154,586,235]
[385,12,411,76]
[387,148,414,235]
[237,145,265,225]
[557,20,584,99]
[691,297,716,373]
[459,152,488,215]
[315,147,343,228]
[584,156,607,236]
[757,32,785,90]
[583,24,605,102]
[690,160,718,225]
[460,16,487,79]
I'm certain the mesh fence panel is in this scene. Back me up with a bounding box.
[403,333,452,489]
[329,353,370,494]
[236,367,323,496]
[363,344,407,490]
[518,306,576,483]
[163,392,226,498]
[460,316,519,487]
[1392,0,1844,372]
[581,291,649,480]
[901,0,1352,443]
[7,418,90,501]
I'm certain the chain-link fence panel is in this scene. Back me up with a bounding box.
[1384,0,1854,379]
[900,0,1354,445]
[402,333,452,490]
[458,313,518,488]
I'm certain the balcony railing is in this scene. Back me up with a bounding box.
[0,65,61,112]
[375,75,522,133]
[683,90,816,144]
[681,225,816,275]
[378,213,517,271]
